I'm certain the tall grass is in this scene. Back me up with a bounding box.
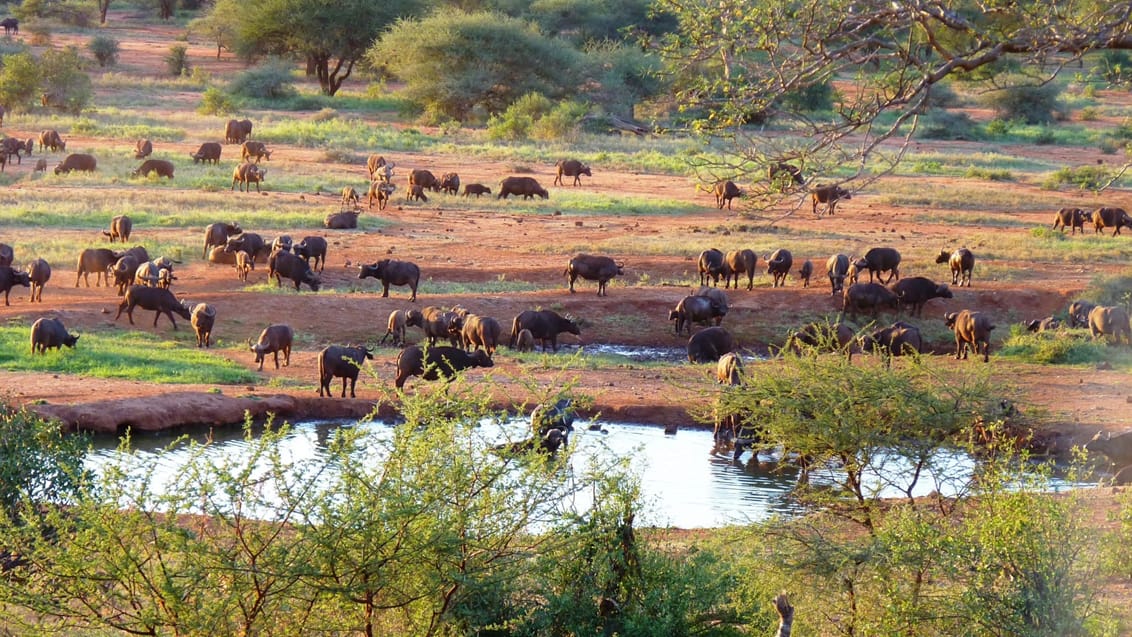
[0,327,259,384]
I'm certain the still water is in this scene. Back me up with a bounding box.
[83,418,1001,529]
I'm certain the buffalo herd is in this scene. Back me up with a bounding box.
[3,136,1131,410]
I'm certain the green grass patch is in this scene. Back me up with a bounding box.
[997,325,1132,369]
[0,326,258,384]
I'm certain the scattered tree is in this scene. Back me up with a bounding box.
[88,34,120,67]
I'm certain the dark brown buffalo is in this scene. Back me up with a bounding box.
[366,154,387,180]
[409,168,441,192]
[30,317,79,355]
[359,259,420,301]
[0,266,30,305]
[439,172,460,195]
[784,321,856,359]
[293,236,327,272]
[381,309,424,346]
[498,176,548,200]
[39,129,65,152]
[250,324,293,370]
[224,232,271,264]
[407,184,429,202]
[862,247,901,284]
[268,249,320,291]
[768,162,803,187]
[421,306,462,347]
[842,282,899,321]
[462,183,491,197]
[1068,299,1097,328]
[826,253,850,295]
[1088,305,1131,345]
[367,181,395,210]
[75,248,117,287]
[713,180,742,210]
[208,245,238,266]
[394,345,493,389]
[224,118,253,144]
[132,158,174,179]
[26,258,50,302]
[724,249,757,290]
[1052,207,1090,234]
[325,211,359,229]
[190,142,222,164]
[115,285,192,329]
[460,314,504,356]
[554,159,591,186]
[271,235,292,254]
[798,259,813,288]
[565,253,623,296]
[766,248,793,287]
[318,345,373,398]
[134,139,152,159]
[1026,316,1061,332]
[687,326,735,363]
[669,295,727,335]
[241,141,272,163]
[204,222,242,259]
[110,254,141,296]
[0,243,12,267]
[190,303,216,348]
[945,310,995,362]
[104,215,132,243]
[864,321,924,358]
[510,309,580,352]
[232,162,265,192]
[890,276,953,317]
[1093,206,1132,236]
[698,248,726,286]
[54,153,96,174]
[935,247,974,287]
[811,184,851,216]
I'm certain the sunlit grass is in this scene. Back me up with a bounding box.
[0,326,258,384]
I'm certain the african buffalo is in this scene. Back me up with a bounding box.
[784,321,856,359]
[498,176,549,200]
[250,324,293,370]
[1088,305,1131,345]
[439,172,460,195]
[409,168,441,193]
[768,162,804,188]
[0,243,12,267]
[565,254,623,296]
[863,321,924,358]
[0,266,30,305]
[54,153,96,174]
[945,310,995,362]
[359,259,420,301]
[798,259,813,287]
[115,285,192,329]
[190,142,222,164]
[463,183,491,197]
[1093,206,1132,236]
[30,318,79,355]
[698,248,726,286]
[318,345,373,398]
[325,211,359,229]
[26,258,50,303]
[514,328,534,352]
[724,249,757,290]
[717,352,743,385]
[669,295,727,336]
[1052,207,1090,234]
[380,309,424,347]
[204,222,242,259]
[510,309,580,352]
[713,180,742,210]
[75,248,117,287]
[935,247,974,287]
[811,184,851,216]
[826,253,850,295]
[224,232,270,263]
[367,181,395,210]
[1026,316,1061,332]
[394,345,493,389]
[104,215,132,243]
[224,118,253,144]
[842,282,899,321]
[190,303,216,348]
[232,162,265,192]
[110,255,140,296]
[554,159,591,186]
[241,141,272,163]
[293,236,327,272]
[890,276,953,317]
[132,159,174,179]
[422,306,462,347]
[766,248,793,287]
[39,130,65,152]
[862,247,901,284]
[687,326,735,363]
[268,250,320,291]
[134,139,153,159]
[460,314,504,356]
[1068,300,1097,328]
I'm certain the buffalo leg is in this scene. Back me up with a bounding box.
[382,283,390,298]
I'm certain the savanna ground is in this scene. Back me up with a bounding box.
[0,18,1130,462]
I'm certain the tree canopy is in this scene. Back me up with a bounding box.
[221,0,423,95]
[652,0,1132,193]
[371,11,585,121]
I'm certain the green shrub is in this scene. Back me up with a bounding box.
[197,86,236,115]
[917,110,980,140]
[0,403,90,521]
[981,80,1062,124]
[227,59,296,99]
[1093,50,1132,87]
[530,100,589,142]
[779,79,835,112]
[1084,271,1132,311]
[39,46,92,114]
[487,92,554,141]
[1040,165,1112,190]
[965,167,1013,181]
[165,44,189,77]
[984,118,1012,138]
[1079,106,1099,121]
[0,51,40,113]
[88,34,119,68]
[24,20,50,45]
[998,326,1118,366]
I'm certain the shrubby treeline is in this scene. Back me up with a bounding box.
[1,354,1129,635]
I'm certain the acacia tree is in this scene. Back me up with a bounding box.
[652,0,1132,202]
[223,0,423,95]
